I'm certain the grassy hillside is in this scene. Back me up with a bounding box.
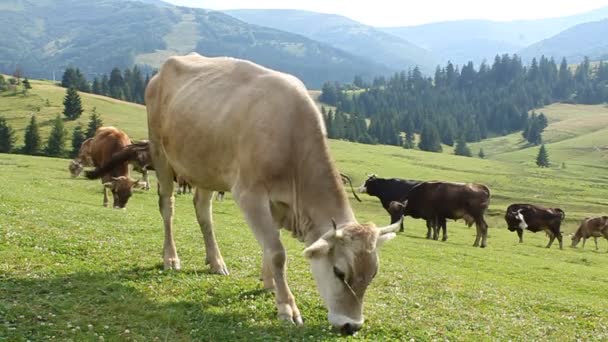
[470,102,608,165]
[2,83,608,340]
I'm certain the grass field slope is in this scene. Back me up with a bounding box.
[2,83,608,340]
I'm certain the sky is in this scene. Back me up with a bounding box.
[163,0,608,26]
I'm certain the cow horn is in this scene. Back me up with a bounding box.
[378,218,403,235]
[331,218,337,231]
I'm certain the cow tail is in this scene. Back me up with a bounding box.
[85,147,137,179]
[340,173,362,202]
[481,184,491,209]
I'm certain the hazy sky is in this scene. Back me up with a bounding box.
[163,0,608,26]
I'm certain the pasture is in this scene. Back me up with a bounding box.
[2,136,608,340]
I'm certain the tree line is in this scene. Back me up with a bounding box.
[62,65,153,104]
[320,55,608,153]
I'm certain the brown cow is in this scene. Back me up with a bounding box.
[84,127,144,208]
[389,181,490,247]
[68,138,94,177]
[571,216,608,251]
[144,53,401,334]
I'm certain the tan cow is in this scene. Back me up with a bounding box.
[571,216,608,251]
[68,137,94,177]
[145,53,400,334]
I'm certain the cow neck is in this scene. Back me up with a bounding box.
[292,138,355,246]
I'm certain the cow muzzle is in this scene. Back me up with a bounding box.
[357,185,367,194]
[329,313,363,335]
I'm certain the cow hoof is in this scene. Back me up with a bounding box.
[278,314,303,326]
[210,262,229,276]
[164,258,181,271]
[103,203,109,208]
[442,237,448,242]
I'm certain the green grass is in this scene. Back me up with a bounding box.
[2,84,608,340]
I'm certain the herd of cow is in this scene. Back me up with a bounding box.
[63,54,608,335]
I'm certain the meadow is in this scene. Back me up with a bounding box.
[1,82,608,341]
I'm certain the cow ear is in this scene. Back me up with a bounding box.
[303,231,336,259]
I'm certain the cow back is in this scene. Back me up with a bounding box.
[90,127,131,178]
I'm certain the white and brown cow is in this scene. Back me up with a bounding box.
[144,53,400,334]
[68,137,94,177]
[571,216,608,251]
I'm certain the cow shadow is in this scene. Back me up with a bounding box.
[2,266,333,341]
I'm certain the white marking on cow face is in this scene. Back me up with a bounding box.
[357,184,367,193]
[303,220,399,334]
[515,210,528,229]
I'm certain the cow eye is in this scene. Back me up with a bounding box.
[333,266,346,282]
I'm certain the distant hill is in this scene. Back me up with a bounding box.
[383,6,608,65]
[519,19,608,63]
[0,0,389,87]
[225,9,439,74]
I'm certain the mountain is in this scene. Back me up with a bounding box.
[0,0,389,88]
[383,6,608,66]
[519,19,608,63]
[225,9,439,74]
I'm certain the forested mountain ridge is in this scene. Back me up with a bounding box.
[225,9,439,74]
[320,55,608,149]
[0,0,389,87]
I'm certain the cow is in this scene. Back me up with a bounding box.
[571,216,608,251]
[357,175,421,232]
[388,181,490,247]
[505,204,565,249]
[68,137,94,177]
[144,53,401,334]
[84,127,146,208]
[85,140,153,191]
[215,191,225,201]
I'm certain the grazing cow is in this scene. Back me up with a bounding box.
[86,140,153,190]
[84,127,145,208]
[215,191,225,201]
[505,204,565,249]
[357,175,421,231]
[389,182,490,247]
[144,53,401,334]
[571,216,608,251]
[68,138,94,177]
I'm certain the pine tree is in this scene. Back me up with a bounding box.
[418,122,442,152]
[85,108,103,138]
[0,116,16,153]
[71,124,86,157]
[45,115,67,157]
[63,87,84,120]
[23,115,41,155]
[454,135,472,157]
[536,144,550,167]
[478,148,485,159]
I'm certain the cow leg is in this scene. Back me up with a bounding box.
[517,229,524,243]
[152,149,179,270]
[103,186,109,207]
[440,218,448,241]
[556,232,563,250]
[473,218,488,248]
[234,188,303,325]
[431,218,439,240]
[582,237,587,249]
[193,188,228,275]
[425,220,432,239]
[546,235,556,248]
[142,169,150,190]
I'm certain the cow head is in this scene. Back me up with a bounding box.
[507,209,527,231]
[303,219,401,335]
[357,174,377,194]
[103,176,145,208]
[69,160,84,178]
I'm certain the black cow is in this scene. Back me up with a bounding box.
[357,175,421,231]
[389,181,491,247]
[505,204,565,249]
